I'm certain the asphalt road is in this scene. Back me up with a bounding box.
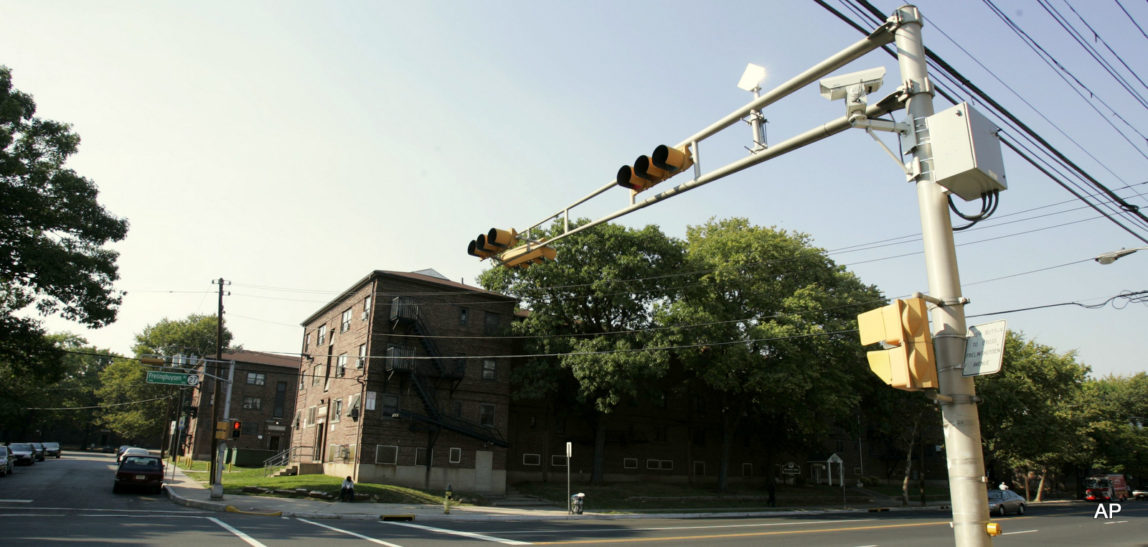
[1,452,1145,546]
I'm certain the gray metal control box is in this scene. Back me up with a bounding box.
[926,102,1007,201]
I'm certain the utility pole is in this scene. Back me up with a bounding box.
[894,7,991,546]
[208,277,228,498]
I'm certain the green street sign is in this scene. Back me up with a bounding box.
[146,370,199,386]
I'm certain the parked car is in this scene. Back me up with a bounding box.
[42,442,61,458]
[113,455,164,494]
[1133,488,1147,500]
[7,443,36,466]
[116,445,136,462]
[29,442,46,462]
[0,446,14,476]
[118,447,150,463]
[987,489,1026,516]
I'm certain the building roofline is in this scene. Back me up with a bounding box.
[300,270,516,327]
[220,349,301,369]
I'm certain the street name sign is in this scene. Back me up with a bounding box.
[962,320,1007,377]
[146,370,199,386]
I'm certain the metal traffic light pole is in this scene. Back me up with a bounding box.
[893,6,991,546]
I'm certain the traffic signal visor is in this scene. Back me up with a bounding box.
[231,420,242,438]
[857,297,937,391]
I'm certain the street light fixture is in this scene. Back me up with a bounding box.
[1094,246,1148,265]
[738,63,768,153]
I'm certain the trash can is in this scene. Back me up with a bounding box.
[571,493,585,515]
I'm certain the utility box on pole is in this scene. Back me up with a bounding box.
[926,102,1007,201]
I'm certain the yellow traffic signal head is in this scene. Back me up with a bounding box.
[500,244,557,268]
[467,228,518,260]
[617,144,694,194]
[857,297,937,391]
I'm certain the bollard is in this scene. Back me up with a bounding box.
[444,483,452,514]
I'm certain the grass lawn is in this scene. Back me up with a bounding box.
[175,461,445,504]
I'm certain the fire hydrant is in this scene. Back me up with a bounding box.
[444,484,452,514]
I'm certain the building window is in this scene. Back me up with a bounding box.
[357,344,366,369]
[317,324,326,345]
[482,360,496,381]
[623,457,638,470]
[451,400,462,418]
[246,372,265,385]
[376,445,398,465]
[363,295,372,315]
[654,425,668,443]
[332,399,342,422]
[693,461,706,476]
[449,447,462,464]
[336,354,347,377]
[551,455,567,467]
[306,406,316,427]
[415,447,429,466]
[646,459,674,471]
[311,364,321,386]
[483,312,500,335]
[742,463,753,477]
[479,404,495,427]
[459,308,469,325]
[522,453,541,466]
[242,397,262,410]
[273,381,287,418]
[304,333,311,352]
[349,394,360,419]
[381,394,399,414]
[341,308,352,332]
[242,422,258,436]
[293,411,301,430]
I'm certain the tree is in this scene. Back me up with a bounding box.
[132,314,233,358]
[1076,373,1148,487]
[0,66,128,364]
[479,221,685,483]
[95,314,235,444]
[975,331,1090,500]
[653,218,883,491]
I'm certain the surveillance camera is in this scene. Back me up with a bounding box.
[819,67,886,101]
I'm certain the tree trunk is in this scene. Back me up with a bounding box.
[901,416,920,507]
[1035,468,1047,502]
[718,410,736,493]
[591,417,606,484]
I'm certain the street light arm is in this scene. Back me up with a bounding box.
[1095,246,1148,265]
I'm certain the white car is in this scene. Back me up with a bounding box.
[0,446,14,476]
[118,447,150,463]
[1133,488,1147,500]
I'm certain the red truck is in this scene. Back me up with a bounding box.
[1084,474,1130,502]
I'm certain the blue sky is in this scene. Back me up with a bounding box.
[3,0,1145,378]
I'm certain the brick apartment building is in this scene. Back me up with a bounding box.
[184,350,300,459]
[288,269,516,494]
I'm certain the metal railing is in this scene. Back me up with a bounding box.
[262,445,312,476]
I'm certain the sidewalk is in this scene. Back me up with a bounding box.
[160,466,976,522]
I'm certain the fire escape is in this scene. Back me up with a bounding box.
[385,297,507,447]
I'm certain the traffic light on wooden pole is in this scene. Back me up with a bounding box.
[616,144,694,194]
[857,297,937,391]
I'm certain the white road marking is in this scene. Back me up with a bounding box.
[384,521,531,545]
[298,518,405,546]
[0,499,33,503]
[207,517,267,547]
[1002,529,1039,535]
[1104,520,1129,525]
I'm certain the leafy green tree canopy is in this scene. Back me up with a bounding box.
[132,313,234,359]
[0,66,128,363]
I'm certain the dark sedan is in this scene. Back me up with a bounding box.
[7,443,36,465]
[988,489,1026,516]
[42,442,61,458]
[113,455,164,494]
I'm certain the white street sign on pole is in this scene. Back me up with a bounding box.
[962,320,1007,377]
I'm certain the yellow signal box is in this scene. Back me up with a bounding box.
[467,228,517,260]
[857,297,937,391]
[500,245,557,268]
[214,421,230,440]
[616,144,694,194]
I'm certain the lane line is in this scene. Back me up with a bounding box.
[0,499,33,503]
[383,521,531,545]
[207,517,267,547]
[532,520,951,545]
[298,517,405,547]
[1002,529,1039,535]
